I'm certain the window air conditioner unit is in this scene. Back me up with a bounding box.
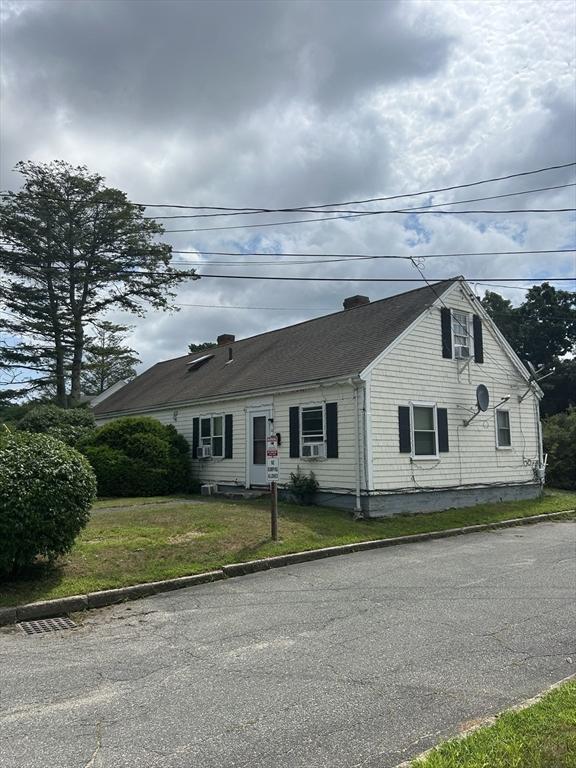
[455,345,471,359]
[302,443,326,458]
[196,445,212,459]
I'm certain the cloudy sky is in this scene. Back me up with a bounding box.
[1,0,575,369]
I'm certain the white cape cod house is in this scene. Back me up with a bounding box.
[93,278,545,516]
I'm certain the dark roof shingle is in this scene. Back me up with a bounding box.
[95,278,458,415]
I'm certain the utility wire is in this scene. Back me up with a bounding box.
[164,248,576,268]
[194,274,576,283]
[162,207,575,233]
[4,246,573,266]
[169,247,575,259]
[170,301,574,314]
[155,206,576,221]
[1,258,575,283]
[2,160,574,214]
[146,183,576,219]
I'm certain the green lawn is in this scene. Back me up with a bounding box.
[412,680,576,768]
[1,489,575,608]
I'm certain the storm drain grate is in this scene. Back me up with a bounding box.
[18,616,77,635]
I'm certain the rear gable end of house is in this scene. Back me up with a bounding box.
[364,280,542,514]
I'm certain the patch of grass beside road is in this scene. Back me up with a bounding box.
[1,489,575,608]
[411,679,576,768]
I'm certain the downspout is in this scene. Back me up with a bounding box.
[349,377,363,516]
[535,395,545,487]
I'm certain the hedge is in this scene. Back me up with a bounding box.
[80,416,190,497]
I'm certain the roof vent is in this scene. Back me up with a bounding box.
[217,334,235,346]
[343,295,370,310]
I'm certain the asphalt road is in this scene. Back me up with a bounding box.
[1,521,575,768]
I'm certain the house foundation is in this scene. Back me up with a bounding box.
[312,482,543,517]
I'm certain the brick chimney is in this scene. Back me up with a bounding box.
[217,334,235,346]
[343,295,370,310]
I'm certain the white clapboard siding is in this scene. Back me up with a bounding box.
[96,381,363,492]
[273,383,362,492]
[367,282,540,491]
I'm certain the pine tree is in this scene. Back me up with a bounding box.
[81,322,140,395]
[0,160,197,406]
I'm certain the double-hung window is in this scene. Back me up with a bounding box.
[411,403,438,458]
[452,310,473,357]
[301,405,325,447]
[496,409,511,448]
[200,415,223,457]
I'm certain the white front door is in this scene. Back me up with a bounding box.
[249,408,271,487]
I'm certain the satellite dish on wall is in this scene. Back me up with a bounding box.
[476,384,490,412]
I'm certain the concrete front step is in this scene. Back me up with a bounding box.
[219,489,269,500]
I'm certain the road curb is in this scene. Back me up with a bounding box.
[1,570,224,627]
[1,509,572,627]
[221,510,573,577]
[393,672,576,767]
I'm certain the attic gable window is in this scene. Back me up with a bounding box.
[452,311,473,358]
[441,308,484,362]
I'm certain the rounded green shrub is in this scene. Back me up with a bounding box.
[80,416,190,497]
[0,431,97,577]
[18,404,96,447]
[80,445,135,498]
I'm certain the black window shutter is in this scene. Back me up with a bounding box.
[224,414,233,458]
[441,307,452,359]
[192,417,199,459]
[437,408,449,452]
[325,402,338,458]
[289,406,300,458]
[473,314,484,363]
[398,406,411,453]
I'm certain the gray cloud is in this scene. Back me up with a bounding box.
[1,0,575,372]
[2,0,452,129]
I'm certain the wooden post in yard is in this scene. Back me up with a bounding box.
[271,480,278,541]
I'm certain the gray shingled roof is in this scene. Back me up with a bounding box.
[94,278,458,415]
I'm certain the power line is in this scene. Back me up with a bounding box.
[4,245,573,266]
[2,258,575,284]
[474,281,568,291]
[2,160,574,216]
[170,301,574,314]
[162,206,575,233]
[270,161,576,212]
[170,247,575,258]
[165,248,576,265]
[146,183,576,219]
[159,203,576,232]
[195,274,576,283]
[175,303,334,311]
